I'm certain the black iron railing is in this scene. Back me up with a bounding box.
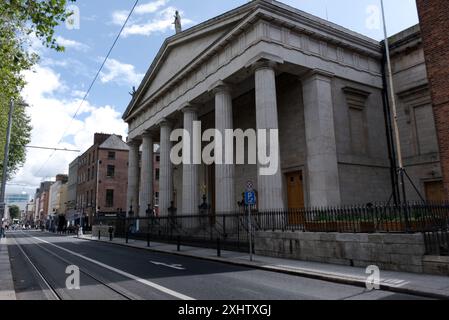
[93,202,449,253]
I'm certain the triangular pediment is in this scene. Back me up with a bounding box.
[123,0,381,121]
[123,1,261,120]
[140,24,238,103]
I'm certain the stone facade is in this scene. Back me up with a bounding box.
[388,25,443,201]
[416,0,449,200]
[122,0,445,216]
[255,231,426,274]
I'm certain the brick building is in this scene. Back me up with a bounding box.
[33,181,52,227]
[76,133,129,230]
[416,0,449,200]
[74,133,160,230]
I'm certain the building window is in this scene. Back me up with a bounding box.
[92,166,95,180]
[87,168,91,181]
[342,87,370,156]
[107,165,115,178]
[155,169,160,181]
[106,190,114,208]
[156,155,160,162]
[108,152,116,160]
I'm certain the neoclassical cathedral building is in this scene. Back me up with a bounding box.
[122,0,443,217]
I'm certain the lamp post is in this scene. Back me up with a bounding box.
[0,99,14,223]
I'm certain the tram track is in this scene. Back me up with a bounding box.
[11,231,138,300]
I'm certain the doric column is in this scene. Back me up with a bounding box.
[182,105,200,215]
[126,139,141,216]
[159,119,173,216]
[139,132,154,217]
[212,81,235,214]
[302,69,341,206]
[254,61,285,211]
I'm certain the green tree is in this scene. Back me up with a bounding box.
[8,205,20,220]
[0,0,75,181]
[0,99,32,180]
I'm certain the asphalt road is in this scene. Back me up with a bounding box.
[7,230,430,300]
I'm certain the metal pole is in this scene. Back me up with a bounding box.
[248,205,253,262]
[381,0,403,172]
[381,0,411,230]
[0,99,14,223]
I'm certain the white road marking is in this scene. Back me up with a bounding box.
[29,234,195,300]
[150,261,186,270]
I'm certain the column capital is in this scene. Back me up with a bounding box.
[208,80,233,95]
[300,69,335,83]
[178,102,200,114]
[245,52,284,71]
[142,129,156,139]
[157,118,172,128]
[126,138,141,148]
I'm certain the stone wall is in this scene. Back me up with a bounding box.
[423,256,449,276]
[255,231,426,273]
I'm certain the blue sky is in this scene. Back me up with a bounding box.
[7,0,419,193]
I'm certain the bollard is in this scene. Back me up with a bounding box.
[177,236,181,252]
[98,230,101,240]
[147,233,150,247]
[217,237,221,257]
[126,231,129,244]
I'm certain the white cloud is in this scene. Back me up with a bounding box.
[100,58,144,86]
[123,7,194,37]
[135,0,168,15]
[112,0,194,37]
[9,65,127,189]
[55,36,90,52]
[112,10,129,25]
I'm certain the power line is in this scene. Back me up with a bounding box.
[34,0,139,180]
[11,144,80,152]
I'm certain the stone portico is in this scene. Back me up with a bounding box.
[123,0,394,217]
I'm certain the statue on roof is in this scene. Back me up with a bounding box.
[174,10,182,34]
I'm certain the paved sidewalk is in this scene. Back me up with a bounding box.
[76,233,449,299]
[0,237,16,300]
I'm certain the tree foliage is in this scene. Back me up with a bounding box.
[0,0,75,181]
[8,205,20,220]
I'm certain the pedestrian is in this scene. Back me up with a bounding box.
[1,219,6,239]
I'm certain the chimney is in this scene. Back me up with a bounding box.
[94,133,111,145]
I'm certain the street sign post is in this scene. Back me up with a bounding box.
[244,182,256,262]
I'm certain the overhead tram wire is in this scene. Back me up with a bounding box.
[11,144,80,152]
[33,0,140,180]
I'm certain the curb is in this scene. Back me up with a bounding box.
[76,235,449,300]
[0,237,17,300]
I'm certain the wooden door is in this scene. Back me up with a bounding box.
[286,171,305,225]
[425,181,445,202]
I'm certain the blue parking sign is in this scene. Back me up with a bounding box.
[245,191,256,205]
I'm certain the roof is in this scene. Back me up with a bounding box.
[99,134,129,151]
[122,0,381,122]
